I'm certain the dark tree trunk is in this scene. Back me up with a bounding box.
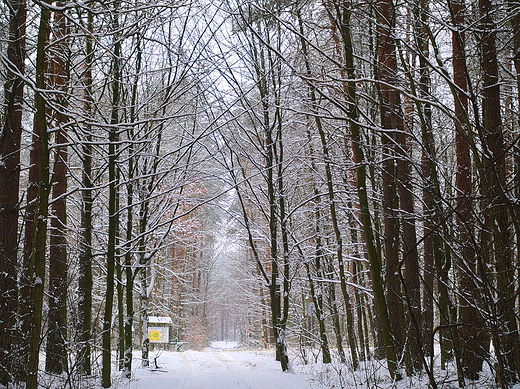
[416,6,437,357]
[396,123,422,374]
[335,0,400,379]
[449,0,487,380]
[123,143,135,377]
[0,0,26,384]
[26,5,53,388]
[478,0,520,383]
[266,116,287,370]
[410,0,439,369]
[123,30,142,379]
[506,0,520,377]
[299,7,359,368]
[116,179,124,371]
[45,4,69,374]
[374,0,406,366]
[101,8,121,386]
[101,103,118,389]
[77,5,94,377]
[19,7,50,380]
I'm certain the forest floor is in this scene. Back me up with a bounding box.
[114,341,520,389]
[35,342,520,388]
[108,342,505,389]
[119,341,314,389]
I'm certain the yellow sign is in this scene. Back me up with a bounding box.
[148,327,169,343]
[148,330,161,342]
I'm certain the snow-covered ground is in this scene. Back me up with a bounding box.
[34,342,520,388]
[111,342,513,389]
[121,342,315,389]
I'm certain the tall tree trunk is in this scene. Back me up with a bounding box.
[277,146,292,371]
[478,0,519,383]
[374,0,409,367]
[395,93,422,374]
[449,0,486,380]
[272,46,292,372]
[137,166,154,369]
[19,5,51,381]
[123,29,142,379]
[298,8,359,368]
[266,109,287,370]
[46,4,69,374]
[415,0,436,357]
[0,0,26,384]
[26,4,53,388]
[335,1,401,379]
[78,4,94,376]
[407,0,441,371]
[247,22,290,371]
[123,134,135,377]
[506,0,520,377]
[116,165,123,371]
[101,8,121,386]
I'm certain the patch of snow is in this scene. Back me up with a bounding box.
[123,348,315,389]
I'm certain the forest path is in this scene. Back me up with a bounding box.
[124,342,315,389]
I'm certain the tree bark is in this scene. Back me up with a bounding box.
[335,0,401,378]
[0,0,26,384]
[26,5,53,388]
[19,4,51,380]
[77,4,94,376]
[449,0,487,380]
[396,102,422,374]
[123,29,142,379]
[478,0,520,383]
[414,0,436,358]
[506,0,520,377]
[46,4,69,374]
[299,7,359,368]
[373,0,410,368]
[101,8,121,385]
